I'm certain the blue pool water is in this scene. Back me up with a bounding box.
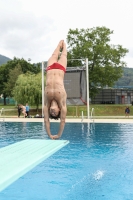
[0,122,133,200]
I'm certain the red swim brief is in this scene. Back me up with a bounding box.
[46,63,66,73]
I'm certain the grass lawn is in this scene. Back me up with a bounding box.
[90,104,132,116]
[0,104,133,117]
[0,105,42,117]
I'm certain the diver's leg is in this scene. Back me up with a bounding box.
[58,41,67,69]
[47,40,63,67]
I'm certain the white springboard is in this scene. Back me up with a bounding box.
[0,139,69,192]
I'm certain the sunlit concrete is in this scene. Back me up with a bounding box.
[1,117,133,123]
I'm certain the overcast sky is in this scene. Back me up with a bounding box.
[0,0,133,67]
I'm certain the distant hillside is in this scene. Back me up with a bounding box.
[115,67,133,88]
[0,54,11,66]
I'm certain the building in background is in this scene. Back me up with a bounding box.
[92,87,133,104]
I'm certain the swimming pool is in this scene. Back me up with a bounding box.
[0,122,133,200]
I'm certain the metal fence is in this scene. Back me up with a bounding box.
[0,98,16,105]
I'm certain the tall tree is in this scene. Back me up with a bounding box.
[4,64,23,97]
[67,26,128,98]
[13,72,42,111]
[0,57,41,104]
[0,64,9,104]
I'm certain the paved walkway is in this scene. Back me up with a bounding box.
[0,117,132,123]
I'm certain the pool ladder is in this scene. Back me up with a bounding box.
[90,108,95,131]
[90,108,95,122]
[81,111,84,122]
[0,108,5,122]
[81,108,95,132]
[81,108,95,122]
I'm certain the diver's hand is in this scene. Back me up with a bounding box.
[49,134,60,140]
[52,135,60,139]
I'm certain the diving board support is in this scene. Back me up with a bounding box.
[0,139,69,192]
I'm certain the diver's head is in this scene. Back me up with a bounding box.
[49,100,60,120]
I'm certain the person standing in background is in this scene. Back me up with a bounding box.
[125,106,130,118]
[17,104,22,117]
[26,103,30,117]
[20,104,27,118]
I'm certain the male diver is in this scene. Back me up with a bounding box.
[44,40,67,139]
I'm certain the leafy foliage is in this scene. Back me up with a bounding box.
[0,57,41,104]
[4,64,23,97]
[13,72,42,110]
[67,26,128,97]
[5,57,40,74]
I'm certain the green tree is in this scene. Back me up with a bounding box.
[0,57,41,104]
[4,64,23,97]
[6,57,40,74]
[67,26,128,98]
[0,64,9,104]
[13,72,42,111]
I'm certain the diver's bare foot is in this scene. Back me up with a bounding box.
[58,40,63,51]
[62,41,66,48]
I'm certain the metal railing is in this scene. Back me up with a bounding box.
[90,108,94,120]
[81,111,84,122]
[0,108,5,121]
[90,108,95,131]
[81,108,95,122]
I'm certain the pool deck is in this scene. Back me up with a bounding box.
[1,117,133,123]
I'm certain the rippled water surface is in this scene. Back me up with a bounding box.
[0,122,133,200]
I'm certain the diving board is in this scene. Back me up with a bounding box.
[0,139,69,192]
